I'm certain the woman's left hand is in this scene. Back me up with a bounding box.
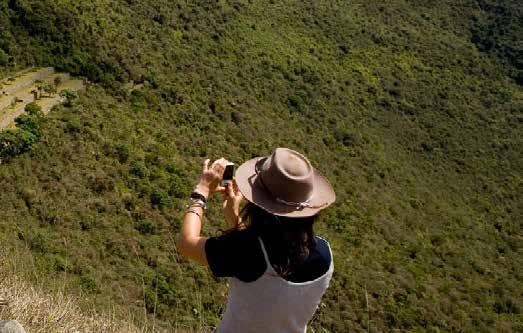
[194,158,228,199]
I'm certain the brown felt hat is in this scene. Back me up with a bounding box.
[235,148,336,217]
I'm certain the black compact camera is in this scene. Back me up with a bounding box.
[221,162,235,187]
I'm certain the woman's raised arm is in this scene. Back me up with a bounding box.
[177,158,228,265]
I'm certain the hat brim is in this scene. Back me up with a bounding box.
[235,157,336,217]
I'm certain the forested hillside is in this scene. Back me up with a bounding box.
[0,0,522,331]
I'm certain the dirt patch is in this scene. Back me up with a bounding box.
[0,68,85,131]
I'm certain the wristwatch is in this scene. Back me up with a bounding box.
[190,191,208,203]
[188,197,207,210]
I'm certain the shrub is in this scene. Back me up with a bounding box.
[60,89,79,107]
[64,119,82,135]
[35,80,54,97]
[60,89,79,100]
[114,143,131,163]
[168,174,187,198]
[160,86,178,104]
[334,130,363,147]
[15,115,41,136]
[50,254,72,272]
[288,95,305,113]
[87,173,115,194]
[38,207,59,226]
[493,299,520,314]
[0,49,8,66]
[144,273,181,314]
[27,230,51,253]
[54,76,62,86]
[135,219,156,235]
[150,189,168,209]
[0,130,38,159]
[24,102,44,117]
[165,163,179,174]
[130,161,148,178]
[79,276,98,293]
[130,90,147,113]
[12,103,45,138]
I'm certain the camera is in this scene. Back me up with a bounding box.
[221,162,235,187]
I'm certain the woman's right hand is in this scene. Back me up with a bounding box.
[222,178,244,228]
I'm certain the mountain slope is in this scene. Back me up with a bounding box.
[0,0,521,331]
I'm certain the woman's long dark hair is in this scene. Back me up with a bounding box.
[239,202,317,278]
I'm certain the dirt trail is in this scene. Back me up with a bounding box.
[0,68,84,131]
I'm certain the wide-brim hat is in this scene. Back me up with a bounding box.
[235,148,336,217]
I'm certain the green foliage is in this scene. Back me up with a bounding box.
[129,90,147,112]
[24,102,44,117]
[35,80,55,97]
[15,103,44,135]
[79,276,98,293]
[287,95,305,113]
[60,89,79,107]
[168,173,187,198]
[135,219,156,235]
[49,253,72,272]
[0,48,8,66]
[0,103,45,160]
[0,129,38,159]
[14,115,40,135]
[114,143,131,163]
[130,161,148,178]
[0,0,521,332]
[59,90,79,99]
[150,189,169,209]
[27,229,51,253]
[470,1,523,84]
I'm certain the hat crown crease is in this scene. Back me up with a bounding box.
[235,147,336,217]
[260,149,314,204]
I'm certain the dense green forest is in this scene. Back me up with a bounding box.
[0,0,522,331]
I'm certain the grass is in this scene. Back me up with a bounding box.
[1,242,205,332]
[0,242,143,333]
[0,0,522,331]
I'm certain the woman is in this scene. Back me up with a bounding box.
[177,148,336,333]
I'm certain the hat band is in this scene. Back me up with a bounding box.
[255,157,328,211]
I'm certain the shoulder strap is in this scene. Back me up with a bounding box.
[257,237,273,268]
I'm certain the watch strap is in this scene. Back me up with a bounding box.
[190,191,208,203]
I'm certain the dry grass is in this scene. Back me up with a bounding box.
[0,249,212,333]
[0,249,201,333]
[0,261,141,332]
[0,224,214,333]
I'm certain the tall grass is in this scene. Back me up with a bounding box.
[0,248,203,333]
[0,249,139,332]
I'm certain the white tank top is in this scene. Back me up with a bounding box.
[218,237,334,333]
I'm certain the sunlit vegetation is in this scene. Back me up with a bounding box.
[0,103,44,159]
[0,0,521,331]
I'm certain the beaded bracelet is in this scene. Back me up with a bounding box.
[185,207,202,219]
[187,197,207,210]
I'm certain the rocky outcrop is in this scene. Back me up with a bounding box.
[0,321,26,333]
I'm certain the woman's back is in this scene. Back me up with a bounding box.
[177,148,336,332]
[218,237,333,333]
